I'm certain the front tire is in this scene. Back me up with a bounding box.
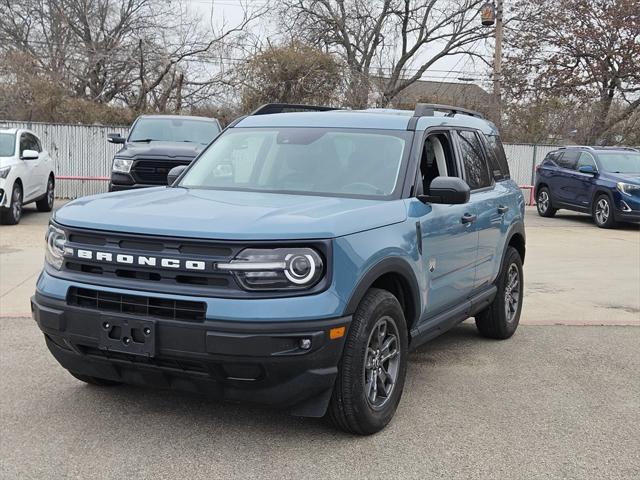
[36,176,55,212]
[475,246,523,339]
[0,182,23,225]
[593,194,617,228]
[536,187,557,217]
[328,288,408,435]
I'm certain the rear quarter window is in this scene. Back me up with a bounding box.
[483,134,510,180]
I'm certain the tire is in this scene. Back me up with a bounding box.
[69,371,122,386]
[475,246,523,340]
[36,176,55,212]
[592,194,618,229]
[0,182,23,225]
[328,288,408,435]
[536,187,557,217]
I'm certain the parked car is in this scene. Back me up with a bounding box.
[0,128,55,225]
[107,115,221,191]
[32,103,525,434]
[535,146,640,227]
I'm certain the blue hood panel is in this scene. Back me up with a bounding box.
[54,188,407,240]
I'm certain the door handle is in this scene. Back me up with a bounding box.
[497,205,509,214]
[461,213,477,224]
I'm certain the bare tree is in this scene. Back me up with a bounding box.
[239,41,344,111]
[279,0,489,108]
[0,0,267,118]
[503,0,640,145]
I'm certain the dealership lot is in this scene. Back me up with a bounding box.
[1,204,639,478]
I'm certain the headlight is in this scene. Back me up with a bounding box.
[217,248,324,290]
[0,166,11,179]
[45,224,68,269]
[616,182,640,196]
[112,158,133,173]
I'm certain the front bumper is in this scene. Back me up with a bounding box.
[613,193,640,223]
[32,292,350,417]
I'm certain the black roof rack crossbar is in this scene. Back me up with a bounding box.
[413,103,485,119]
[250,103,338,116]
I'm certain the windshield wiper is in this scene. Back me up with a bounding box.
[130,138,159,143]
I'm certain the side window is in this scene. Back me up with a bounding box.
[455,130,492,190]
[576,153,596,169]
[556,151,579,170]
[19,134,29,156]
[418,132,457,194]
[483,134,510,180]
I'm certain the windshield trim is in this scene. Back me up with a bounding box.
[175,127,414,201]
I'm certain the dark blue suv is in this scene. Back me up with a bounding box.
[535,146,640,228]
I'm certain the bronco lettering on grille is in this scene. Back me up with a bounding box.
[69,248,208,271]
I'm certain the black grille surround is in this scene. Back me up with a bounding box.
[51,224,333,299]
[131,159,192,185]
[68,287,206,322]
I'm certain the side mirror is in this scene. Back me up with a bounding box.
[107,133,125,144]
[167,165,188,185]
[21,149,39,160]
[578,165,596,174]
[418,176,470,205]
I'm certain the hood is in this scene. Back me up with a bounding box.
[116,141,206,160]
[0,156,18,167]
[54,188,407,240]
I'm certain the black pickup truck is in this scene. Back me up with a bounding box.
[107,115,221,191]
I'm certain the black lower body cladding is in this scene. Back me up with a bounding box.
[31,292,351,417]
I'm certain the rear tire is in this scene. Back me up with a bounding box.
[69,371,122,386]
[36,176,55,212]
[536,187,557,217]
[328,288,408,435]
[0,182,23,225]
[475,246,523,339]
[592,194,618,228]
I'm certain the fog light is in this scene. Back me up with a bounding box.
[299,338,312,350]
[620,200,632,212]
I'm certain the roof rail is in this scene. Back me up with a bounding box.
[250,103,338,116]
[557,145,596,151]
[414,103,485,119]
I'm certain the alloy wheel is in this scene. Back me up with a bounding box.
[504,263,520,324]
[12,188,22,221]
[363,316,400,409]
[47,179,54,208]
[538,191,549,213]
[595,198,609,225]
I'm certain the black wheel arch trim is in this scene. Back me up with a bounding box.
[503,221,526,267]
[343,256,421,330]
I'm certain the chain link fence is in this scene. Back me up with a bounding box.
[2,120,556,201]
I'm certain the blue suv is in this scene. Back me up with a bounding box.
[31,103,526,434]
[535,146,640,227]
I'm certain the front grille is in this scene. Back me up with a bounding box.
[68,287,206,322]
[131,159,192,184]
[61,227,243,296]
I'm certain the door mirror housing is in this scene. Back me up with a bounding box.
[21,149,39,160]
[418,176,470,205]
[107,133,125,144]
[167,165,188,185]
[578,165,596,174]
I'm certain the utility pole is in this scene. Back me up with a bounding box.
[493,0,504,129]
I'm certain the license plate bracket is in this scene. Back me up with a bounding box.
[98,315,156,357]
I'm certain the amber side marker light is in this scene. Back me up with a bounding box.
[329,326,345,340]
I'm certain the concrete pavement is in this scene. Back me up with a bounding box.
[1,319,638,479]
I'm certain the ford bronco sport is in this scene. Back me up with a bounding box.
[32,103,525,434]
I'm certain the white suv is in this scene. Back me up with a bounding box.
[0,128,55,225]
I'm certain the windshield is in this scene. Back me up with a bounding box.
[178,128,410,198]
[128,118,220,144]
[597,152,640,174]
[0,133,16,156]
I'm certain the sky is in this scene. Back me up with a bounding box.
[185,0,494,91]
